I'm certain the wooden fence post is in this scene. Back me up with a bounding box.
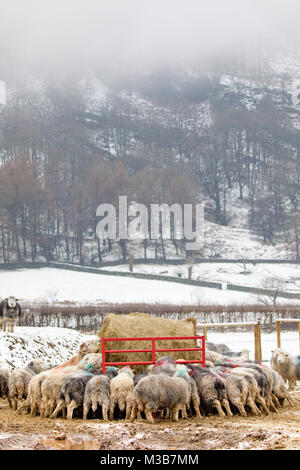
[276,320,281,348]
[202,322,207,341]
[254,320,262,362]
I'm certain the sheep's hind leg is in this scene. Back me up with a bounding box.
[67,400,77,420]
[222,399,233,417]
[213,400,226,418]
[130,403,138,422]
[51,400,65,419]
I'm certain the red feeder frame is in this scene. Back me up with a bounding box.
[101,336,205,373]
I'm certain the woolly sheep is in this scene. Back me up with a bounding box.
[271,348,300,391]
[17,371,50,416]
[8,359,50,410]
[78,338,101,359]
[223,365,270,414]
[187,364,232,417]
[51,370,94,420]
[78,353,102,375]
[174,364,202,422]
[40,366,80,417]
[109,366,135,420]
[147,356,176,377]
[242,363,278,413]
[130,373,191,424]
[83,375,110,420]
[0,368,10,398]
[216,369,261,417]
[270,368,293,406]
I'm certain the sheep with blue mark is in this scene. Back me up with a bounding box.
[78,353,102,375]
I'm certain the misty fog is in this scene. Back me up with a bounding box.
[0,0,300,79]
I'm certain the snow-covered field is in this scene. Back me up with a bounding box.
[204,330,300,364]
[0,327,96,370]
[105,262,300,293]
[0,267,298,305]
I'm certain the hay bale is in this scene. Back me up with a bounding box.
[98,313,200,371]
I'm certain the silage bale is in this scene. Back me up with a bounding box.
[98,313,200,371]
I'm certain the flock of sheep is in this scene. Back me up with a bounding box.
[0,338,298,424]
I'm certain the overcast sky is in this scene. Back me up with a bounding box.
[0,0,299,77]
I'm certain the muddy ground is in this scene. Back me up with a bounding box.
[0,388,300,451]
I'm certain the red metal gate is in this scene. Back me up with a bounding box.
[101,336,205,373]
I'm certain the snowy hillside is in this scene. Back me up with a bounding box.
[0,327,96,370]
[0,267,299,306]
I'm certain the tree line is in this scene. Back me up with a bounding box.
[0,72,299,264]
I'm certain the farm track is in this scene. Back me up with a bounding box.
[0,387,300,450]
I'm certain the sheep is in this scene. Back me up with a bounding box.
[17,371,50,416]
[8,359,50,410]
[78,339,101,359]
[40,366,80,418]
[0,297,21,333]
[78,353,102,375]
[206,342,232,355]
[83,375,110,420]
[270,368,294,406]
[133,373,148,386]
[130,373,192,424]
[104,366,119,380]
[271,348,300,391]
[205,350,227,365]
[221,365,271,414]
[0,368,10,398]
[109,366,135,420]
[215,366,262,416]
[242,362,279,412]
[216,369,261,417]
[51,370,94,420]
[174,364,202,423]
[147,356,176,376]
[186,364,232,418]
[51,339,101,371]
